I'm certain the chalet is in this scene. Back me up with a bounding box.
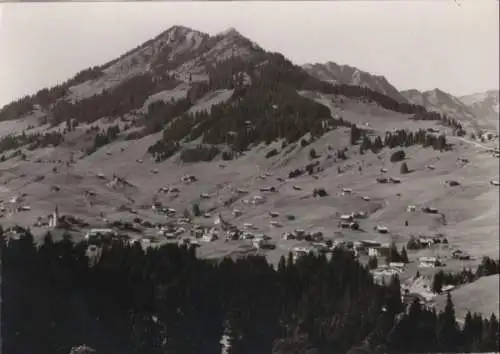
[236,188,249,195]
[376,177,389,184]
[389,177,401,184]
[353,211,367,219]
[490,179,500,186]
[200,193,211,199]
[241,232,255,240]
[294,229,306,238]
[368,248,380,257]
[418,257,441,268]
[251,195,266,205]
[269,220,283,228]
[481,131,496,141]
[389,262,406,269]
[446,180,460,187]
[97,173,106,179]
[269,211,280,218]
[342,188,353,196]
[260,186,277,193]
[201,229,218,242]
[362,196,371,201]
[418,236,434,248]
[380,167,388,173]
[151,169,159,174]
[452,249,471,260]
[427,165,436,170]
[181,175,197,183]
[243,223,254,229]
[232,209,243,217]
[151,202,163,212]
[292,185,302,191]
[84,228,118,242]
[340,214,354,222]
[407,205,417,212]
[340,220,359,230]
[169,187,180,194]
[225,230,240,241]
[292,246,313,261]
[422,207,439,214]
[376,225,389,234]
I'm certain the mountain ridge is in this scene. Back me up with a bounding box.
[303,61,409,103]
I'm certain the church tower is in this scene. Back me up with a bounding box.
[49,205,59,228]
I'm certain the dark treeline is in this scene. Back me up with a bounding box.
[432,257,500,293]
[50,73,180,126]
[1,227,498,354]
[0,67,104,121]
[353,127,450,155]
[0,131,64,156]
[86,125,121,155]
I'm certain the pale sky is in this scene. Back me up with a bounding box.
[0,1,498,107]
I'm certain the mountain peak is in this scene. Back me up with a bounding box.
[216,27,242,37]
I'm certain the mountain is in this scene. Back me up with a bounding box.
[460,90,499,131]
[303,61,408,103]
[1,25,499,348]
[1,25,460,164]
[401,88,481,133]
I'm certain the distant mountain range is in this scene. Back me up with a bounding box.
[303,62,498,134]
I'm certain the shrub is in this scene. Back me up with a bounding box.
[312,188,328,198]
[390,150,406,162]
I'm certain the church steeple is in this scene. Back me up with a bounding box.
[49,205,59,228]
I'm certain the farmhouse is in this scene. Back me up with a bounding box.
[376,177,389,184]
[341,188,353,196]
[407,205,416,212]
[422,207,439,214]
[418,256,441,268]
[389,177,401,184]
[376,225,389,234]
[269,220,283,228]
[84,228,118,242]
[181,175,197,183]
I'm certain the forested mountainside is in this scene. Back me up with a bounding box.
[2,228,499,354]
[0,26,465,165]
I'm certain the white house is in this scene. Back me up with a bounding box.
[342,188,353,196]
[376,225,389,234]
[368,248,380,257]
[84,228,117,241]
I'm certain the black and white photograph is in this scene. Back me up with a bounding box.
[0,1,499,353]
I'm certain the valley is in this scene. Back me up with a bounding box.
[1,23,498,354]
